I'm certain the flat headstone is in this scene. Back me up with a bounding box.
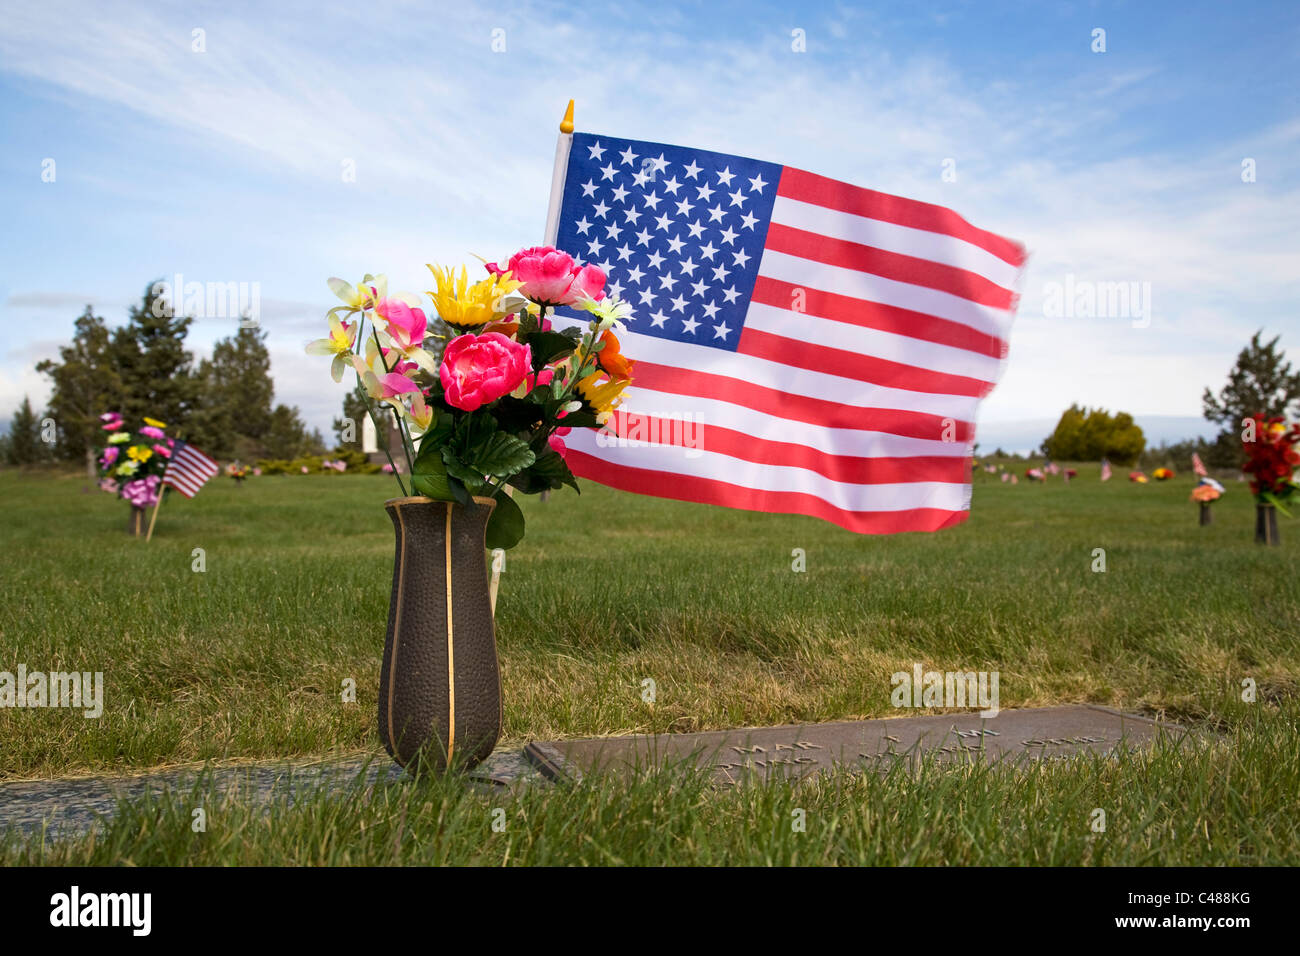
[0,748,540,839]
[524,706,1189,786]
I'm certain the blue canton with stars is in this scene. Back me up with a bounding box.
[553,132,782,351]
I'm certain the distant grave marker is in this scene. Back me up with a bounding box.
[524,706,1188,786]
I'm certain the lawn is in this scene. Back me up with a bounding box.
[1,464,1297,864]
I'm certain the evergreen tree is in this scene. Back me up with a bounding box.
[110,281,198,429]
[1202,330,1300,467]
[35,306,124,475]
[189,326,275,458]
[263,404,324,460]
[4,397,46,466]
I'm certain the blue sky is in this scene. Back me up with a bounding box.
[2,0,1298,450]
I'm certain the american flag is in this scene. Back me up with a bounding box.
[1100,458,1113,482]
[161,440,219,498]
[1192,451,1208,477]
[550,132,1026,534]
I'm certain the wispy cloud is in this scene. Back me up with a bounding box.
[2,0,1297,441]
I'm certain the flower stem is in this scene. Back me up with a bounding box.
[351,311,409,496]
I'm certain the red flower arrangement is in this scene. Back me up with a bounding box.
[1242,414,1300,512]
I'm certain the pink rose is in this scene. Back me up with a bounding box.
[153,443,171,458]
[439,332,531,412]
[139,425,166,440]
[375,298,427,352]
[486,246,605,307]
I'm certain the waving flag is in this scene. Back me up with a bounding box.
[1192,451,1208,477]
[548,130,1026,533]
[161,440,220,498]
[1101,458,1113,482]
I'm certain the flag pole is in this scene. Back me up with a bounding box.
[144,448,172,543]
[543,99,575,246]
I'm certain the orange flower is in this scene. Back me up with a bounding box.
[1191,484,1221,502]
[596,330,634,379]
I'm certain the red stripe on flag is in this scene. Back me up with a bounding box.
[777,167,1027,268]
[764,223,1015,309]
[606,412,972,485]
[632,361,975,441]
[162,476,196,497]
[750,277,1007,360]
[566,448,970,535]
[738,327,992,399]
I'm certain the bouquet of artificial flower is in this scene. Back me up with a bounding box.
[1190,477,1224,503]
[308,245,634,549]
[1242,415,1300,513]
[96,412,173,508]
[1152,467,1175,481]
[227,463,250,482]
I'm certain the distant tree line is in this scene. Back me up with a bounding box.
[1,281,323,473]
[1034,330,1298,468]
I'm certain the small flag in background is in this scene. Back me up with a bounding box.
[162,440,220,498]
[549,131,1027,534]
[1100,458,1113,482]
[1192,451,1208,477]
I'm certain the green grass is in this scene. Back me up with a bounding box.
[4,706,1296,865]
[1,464,1297,864]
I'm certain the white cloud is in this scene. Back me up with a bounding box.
[2,0,1297,440]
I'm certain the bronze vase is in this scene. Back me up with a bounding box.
[1199,502,1212,526]
[378,496,502,772]
[1255,503,1280,545]
[127,504,145,536]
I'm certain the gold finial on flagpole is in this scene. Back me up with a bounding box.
[560,99,574,134]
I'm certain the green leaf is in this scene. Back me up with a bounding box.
[411,469,454,501]
[527,331,580,368]
[528,449,579,492]
[469,431,535,479]
[441,448,489,494]
[413,411,455,461]
[485,490,526,550]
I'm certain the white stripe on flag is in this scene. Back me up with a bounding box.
[770,195,1023,292]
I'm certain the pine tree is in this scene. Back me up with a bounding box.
[4,397,46,466]
[110,281,198,429]
[189,326,275,458]
[1203,330,1300,466]
[264,404,324,460]
[35,306,124,475]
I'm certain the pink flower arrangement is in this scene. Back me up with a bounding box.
[310,244,635,549]
[486,247,605,307]
[439,332,532,412]
[121,475,162,508]
[139,425,166,440]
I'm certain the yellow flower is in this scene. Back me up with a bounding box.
[327,274,388,313]
[127,445,154,462]
[427,265,526,328]
[143,416,167,429]
[305,314,359,382]
[574,373,631,425]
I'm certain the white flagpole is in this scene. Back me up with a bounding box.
[493,99,575,617]
[543,99,575,246]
